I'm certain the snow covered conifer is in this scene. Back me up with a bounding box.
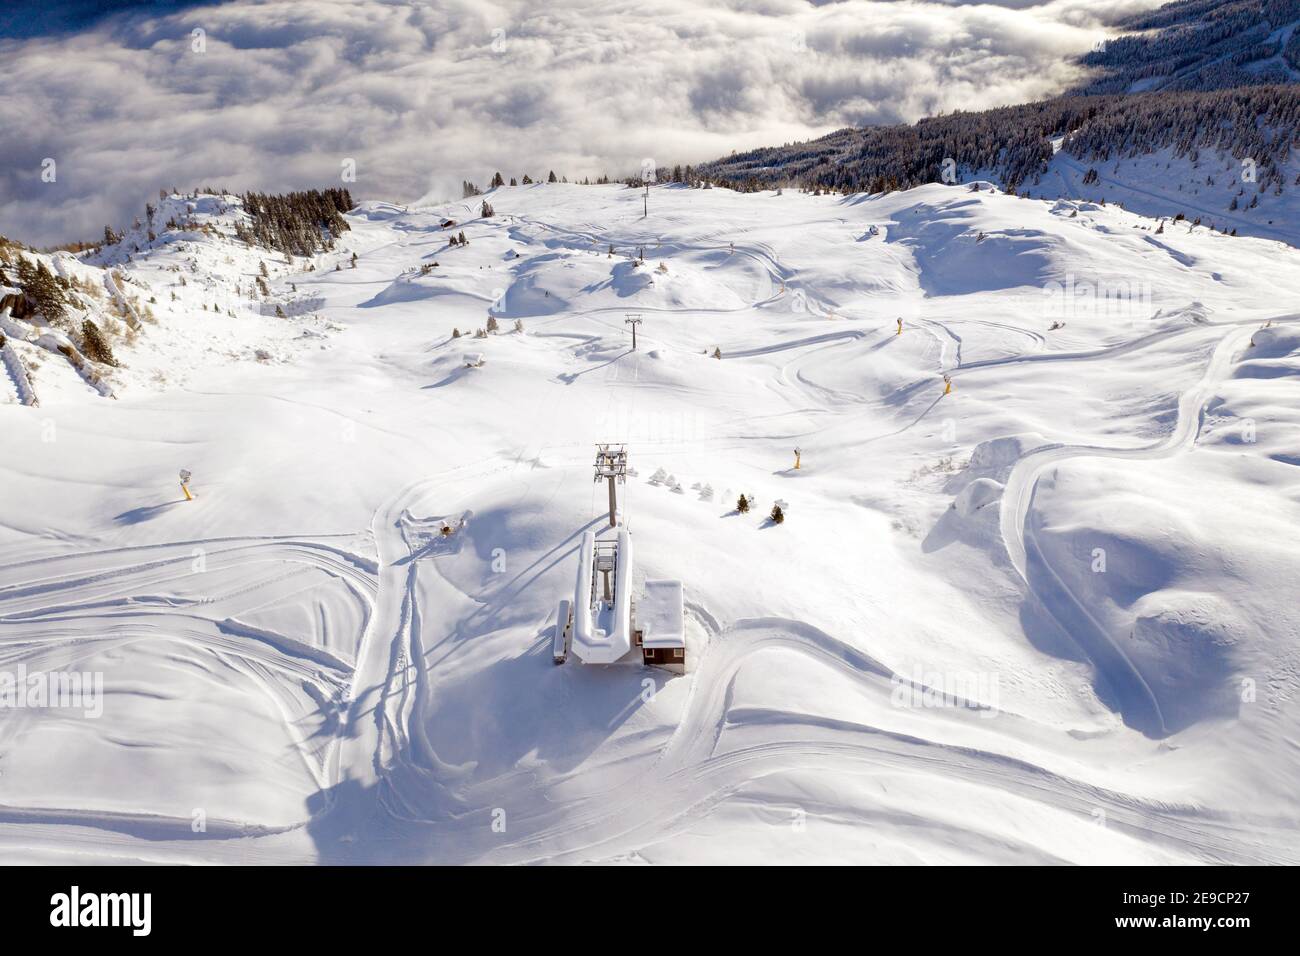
[486,316,499,333]
[80,319,117,366]
[548,170,558,183]
[491,172,505,188]
[769,503,785,524]
[14,255,36,293]
[737,494,750,513]
[452,328,461,338]
[18,258,67,322]
[481,200,494,218]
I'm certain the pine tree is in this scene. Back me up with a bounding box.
[548,170,558,183]
[239,188,351,257]
[491,172,505,188]
[17,258,67,322]
[481,200,494,218]
[80,319,117,366]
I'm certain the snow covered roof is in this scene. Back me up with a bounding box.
[639,579,684,648]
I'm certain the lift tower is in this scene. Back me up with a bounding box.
[594,443,628,528]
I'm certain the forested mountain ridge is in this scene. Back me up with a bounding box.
[699,86,1299,197]
[698,3,1300,243]
[1073,0,1300,95]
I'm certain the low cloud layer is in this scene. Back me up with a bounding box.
[0,0,1161,246]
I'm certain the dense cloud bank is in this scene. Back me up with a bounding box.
[0,0,1160,246]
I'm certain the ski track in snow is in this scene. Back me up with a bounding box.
[3,183,1299,864]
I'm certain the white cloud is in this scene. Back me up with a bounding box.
[0,0,1163,246]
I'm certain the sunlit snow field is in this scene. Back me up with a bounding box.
[2,181,1299,863]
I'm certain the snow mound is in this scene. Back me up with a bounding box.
[1243,325,1300,361]
[1031,453,1299,737]
[954,477,1003,517]
[891,208,1068,295]
[968,433,1051,478]
[1127,590,1245,732]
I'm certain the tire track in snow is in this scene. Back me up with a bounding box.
[997,315,1298,737]
[0,533,384,849]
[362,615,1293,864]
[464,617,1295,865]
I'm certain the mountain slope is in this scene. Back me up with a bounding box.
[0,191,358,406]
[2,182,1299,864]
[699,86,1300,244]
[1073,0,1300,94]
[699,2,1300,243]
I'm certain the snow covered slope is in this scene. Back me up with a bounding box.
[1033,144,1300,245]
[2,182,1298,864]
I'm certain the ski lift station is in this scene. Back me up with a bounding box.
[552,445,687,670]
